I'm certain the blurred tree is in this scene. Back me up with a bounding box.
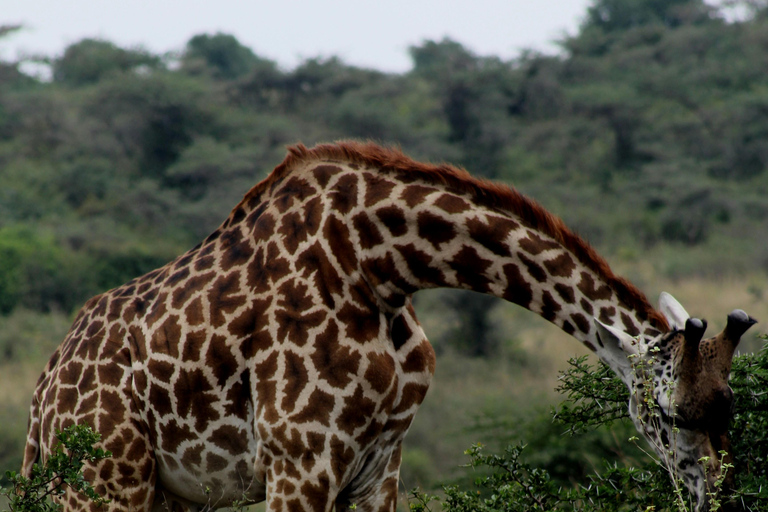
[0,225,90,314]
[183,33,265,80]
[583,0,714,32]
[441,290,500,358]
[52,39,161,86]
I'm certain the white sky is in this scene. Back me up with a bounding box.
[1,0,593,73]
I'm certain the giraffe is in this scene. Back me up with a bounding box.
[23,141,755,512]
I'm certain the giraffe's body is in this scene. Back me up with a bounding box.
[24,142,752,511]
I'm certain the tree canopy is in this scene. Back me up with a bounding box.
[1,0,768,316]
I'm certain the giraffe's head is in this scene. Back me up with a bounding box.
[594,293,756,511]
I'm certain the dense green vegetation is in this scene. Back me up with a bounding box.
[2,0,768,509]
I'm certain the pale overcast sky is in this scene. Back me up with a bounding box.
[2,0,593,73]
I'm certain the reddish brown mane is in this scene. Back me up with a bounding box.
[238,141,669,332]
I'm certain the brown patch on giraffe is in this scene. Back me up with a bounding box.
[150,315,182,358]
[195,254,216,273]
[59,361,83,385]
[324,215,358,276]
[578,272,613,301]
[554,283,575,304]
[75,392,98,418]
[389,313,412,351]
[184,296,205,326]
[252,210,277,241]
[599,306,616,324]
[220,229,254,271]
[250,243,291,294]
[449,246,493,292]
[329,174,359,215]
[171,272,212,310]
[279,211,309,254]
[363,172,397,207]
[364,352,397,394]
[570,313,591,334]
[621,311,641,336]
[296,241,343,309]
[401,340,433,373]
[312,320,362,388]
[208,273,247,328]
[352,211,385,250]
[229,296,272,350]
[181,328,205,362]
[579,298,594,316]
[519,232,561,255]
[375,205,408,237]
[300,471,331,512]
[145,389,170,426]
[224,371,251,419]
[391,382,430,415]
[329,435,355,485]
[541,291,561,322]
[209,425,247,455]
[174,368,220,431]
[396,243,445,285]
[434,193,471,214]
[417,211,456,249]
[337,301,380,345]
[159,419,196,454]
[307,431,326,454]
[502,263,533,308]
[361,252,412,302]
[275,281,325,347]
[302,195,323,234]
[311,164,343,187]
[206,452,228,472]
[544,252,576,278]
[167,267,190,288]
[56,387,79,414]
[518,253,547,283]
[273,424,308,459]
[206,334,239,387]
[255,353,280,424]
[274,177,316,213]
[337,385,377,435]
[148,359,175,381]
[401,184,436,208]
[466,215,517,256]
[282,350,309,413]
[289,388,336,427]
[97,362,122,387]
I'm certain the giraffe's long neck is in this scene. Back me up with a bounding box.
[229,142,668,359]
[356,176,665,354]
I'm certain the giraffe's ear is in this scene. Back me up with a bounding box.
[659,292,690,330]
[593,318,637,383]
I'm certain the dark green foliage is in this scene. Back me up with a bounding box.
[183,33,266,80]
[0,2,767,335]
[0,226,88,314]
[52,39,160,86]
[438,291,500,358]
[583,0,714,33]
[1,424,111,512]
[409,343,768,511]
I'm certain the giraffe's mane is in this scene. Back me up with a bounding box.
[238,141,669,331]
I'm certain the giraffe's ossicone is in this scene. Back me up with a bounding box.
[23,142,755,512]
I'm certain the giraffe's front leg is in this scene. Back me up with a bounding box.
[334,444,402,512]
[264,461,338,512]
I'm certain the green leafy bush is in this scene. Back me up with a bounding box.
[1,424,111,512]
[409,341,768,511]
